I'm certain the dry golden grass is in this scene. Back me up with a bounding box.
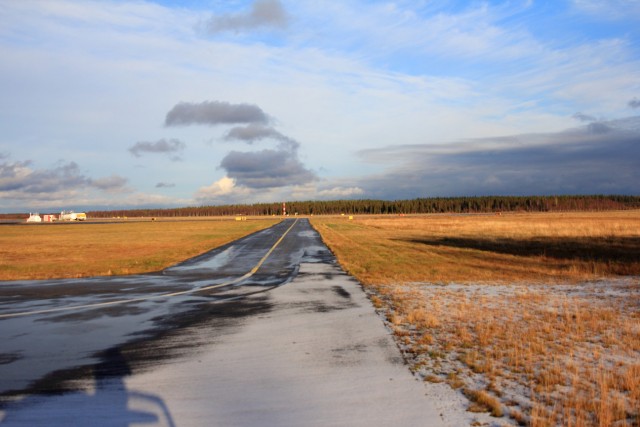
[0,218,278,280]
[311,211,640,284]
[311,211,640,426]
[464,388,504,417]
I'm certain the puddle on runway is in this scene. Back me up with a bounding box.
[165,247,237,273]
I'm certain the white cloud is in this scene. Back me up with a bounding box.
[290,1,541,63]
[317,186,364,198]
[194,176,365,205]
[571,0,640,20]
[195,176,242,200]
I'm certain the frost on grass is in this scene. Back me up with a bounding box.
[368,278,640,427]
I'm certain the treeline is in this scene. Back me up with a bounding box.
[87,195,640,218]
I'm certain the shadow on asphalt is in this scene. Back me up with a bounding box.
[0,348,176,426]
[0,290,277,423]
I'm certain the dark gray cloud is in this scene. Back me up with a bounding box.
[629,98,640,109]
[90,175,129,192]
[129,138,185,160]
[219,140,316,188]
[155,182,175,188]
[572,112,613,134]
[356,116,640,198]
[219,120,313,188]
[572,112,597,122]
[0,159,36,192]
[0,160,89,195]
[0,158,128,199]
[165,101,269,127]
[587,122,612,134]
[224,124,292,144]
[206,0,288,34]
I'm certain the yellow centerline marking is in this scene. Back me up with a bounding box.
[0,219,299,319]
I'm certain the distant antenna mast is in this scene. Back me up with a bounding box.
[283,202,287,216]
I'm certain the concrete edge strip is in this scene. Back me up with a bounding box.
[0,219,299,319]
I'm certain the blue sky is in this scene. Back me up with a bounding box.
[1,0,639,213]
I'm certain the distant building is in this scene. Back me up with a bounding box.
[59,211,87,221]
[26,213,42,222]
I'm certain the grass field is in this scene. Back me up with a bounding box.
[0,218,278,280]
[311,211,640,427]
[310,211,640,284]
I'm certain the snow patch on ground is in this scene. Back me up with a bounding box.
[368,277,640,426]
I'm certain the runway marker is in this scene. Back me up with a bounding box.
[0,219,299,319]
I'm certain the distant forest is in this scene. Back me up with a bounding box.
[83,195,640,218]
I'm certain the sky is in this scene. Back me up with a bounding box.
[1,0,639,213]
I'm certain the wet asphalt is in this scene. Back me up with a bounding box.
[0,218,332,404]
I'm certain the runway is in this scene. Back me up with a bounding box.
[0,219,315,396]
[0,218,463,426]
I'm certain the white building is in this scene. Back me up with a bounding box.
[26,213,42,222]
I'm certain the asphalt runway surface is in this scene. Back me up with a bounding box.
[0,218,461,426]
[0,219,316,396]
